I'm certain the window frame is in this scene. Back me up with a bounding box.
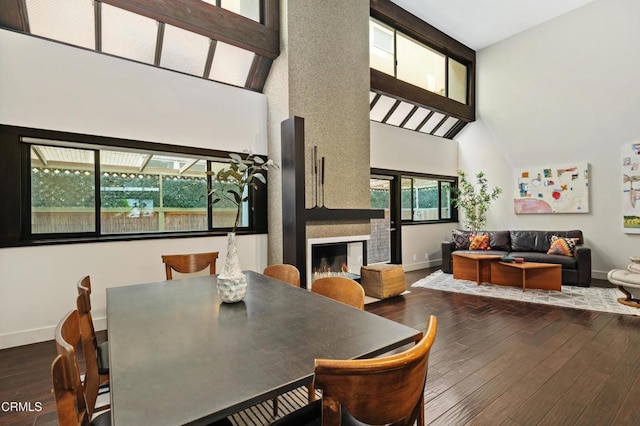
[370,0,476,126]
[400,174,458,225]
[0,125,268,248]
[371,167,458,227]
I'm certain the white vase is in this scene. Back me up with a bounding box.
[216,232,248,303]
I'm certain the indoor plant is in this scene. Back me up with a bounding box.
[208,151,276,303]
[452,170,502,233]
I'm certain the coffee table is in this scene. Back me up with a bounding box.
[490,261,562,292]
[452,253,503,285]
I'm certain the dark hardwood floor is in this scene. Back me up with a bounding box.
[1,268,639,425]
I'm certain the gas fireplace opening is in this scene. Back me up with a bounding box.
[309,237,367,285]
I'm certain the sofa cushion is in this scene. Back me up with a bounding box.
[547,236,578,256]
[510,231,548,252]
[469,234,490,250]
[488,231,511,251]
[509,252,578,269]
[452,229,472,249]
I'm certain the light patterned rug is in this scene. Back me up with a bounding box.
[411,270,640,317]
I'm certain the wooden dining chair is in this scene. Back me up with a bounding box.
[263,264,301,287]
[161,251,219,280]
[77,276,109,384]
[311,277,365,310]
[55,309,109,419]
[272,315,438,426]
[51,351,111,426]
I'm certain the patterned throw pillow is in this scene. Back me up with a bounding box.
[452,229,471,249]
[547,235,577,256]
[469,234,490,250]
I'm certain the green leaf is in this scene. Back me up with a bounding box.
[254,173,266,184]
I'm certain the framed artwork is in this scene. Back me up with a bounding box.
[514,162,589,214]
[622,142,640,233]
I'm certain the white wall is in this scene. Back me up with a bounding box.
[456,0,640,279]
[0,30,269,349]
[370,121,459,270]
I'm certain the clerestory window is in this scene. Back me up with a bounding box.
[1,0,279,92]
[369,0,476,139]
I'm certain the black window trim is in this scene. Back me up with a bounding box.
[0,124,268,248]
[371,167,458,226]
[370,0,476,130]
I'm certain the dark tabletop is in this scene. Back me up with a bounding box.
[106,270,421,425]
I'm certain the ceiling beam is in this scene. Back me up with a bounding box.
[245,55,273,92]
[0,0,29,32]
[102,0,279,59]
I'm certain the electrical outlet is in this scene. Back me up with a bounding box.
[425,253,428,260]
[413,254,417,261]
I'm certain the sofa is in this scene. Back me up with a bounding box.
[442,230,591,287]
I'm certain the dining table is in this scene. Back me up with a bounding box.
[106,270,422,425]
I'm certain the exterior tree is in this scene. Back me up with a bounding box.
[452,171,502,232]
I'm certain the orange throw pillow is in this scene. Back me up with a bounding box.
[469,234,490,250]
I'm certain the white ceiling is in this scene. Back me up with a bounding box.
[390,0,599,50]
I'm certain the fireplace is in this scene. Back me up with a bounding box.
[307,236,369,289]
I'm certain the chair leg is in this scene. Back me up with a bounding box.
[307,383,315,403]
[418,394,425,426]
[272,396,279,417]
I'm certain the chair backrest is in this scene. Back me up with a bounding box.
[313,315,438,426]
[311,277,365,310]
[161,252,219,280]
[52,353,92,426]
[54,310,91,425]
[76,279,106,415]
[263,264,301,287]
[76,276,98,352]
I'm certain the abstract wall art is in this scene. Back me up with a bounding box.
[514,162,589,214]
[622,143,640,233]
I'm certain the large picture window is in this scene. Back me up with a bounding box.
[0,125,267,247]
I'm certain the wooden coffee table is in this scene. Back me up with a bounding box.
[452,253,503,285]
[490,261,561,292]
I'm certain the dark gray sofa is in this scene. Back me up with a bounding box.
[442,230,591,287]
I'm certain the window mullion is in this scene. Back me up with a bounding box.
[94,149,101,236]
[207,160,213,231]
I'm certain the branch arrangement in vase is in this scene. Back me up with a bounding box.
[207,151,277,233]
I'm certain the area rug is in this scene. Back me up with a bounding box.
[411,270,640,317]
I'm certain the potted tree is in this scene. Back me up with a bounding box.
[452,171,502,233]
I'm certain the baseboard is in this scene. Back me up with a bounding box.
[403,260,442,272]
[0,316,107,350]
[592,270,608,281]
